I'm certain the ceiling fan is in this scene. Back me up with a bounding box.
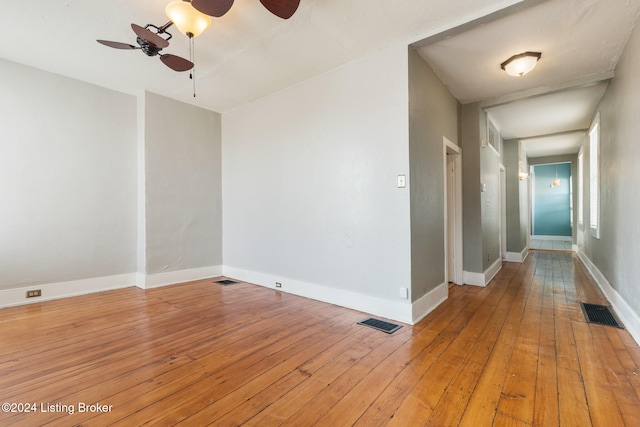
[97,22,194,72]
[191,0,300,19]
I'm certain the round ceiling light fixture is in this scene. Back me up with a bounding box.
[166,0,211,38]
[500,51,542,77]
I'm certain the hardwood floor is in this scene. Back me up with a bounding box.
[1,251,639,426]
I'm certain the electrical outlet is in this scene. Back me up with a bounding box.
[275,282,282,288]
[26,289,42,298]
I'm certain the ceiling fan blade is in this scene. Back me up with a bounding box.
[259,0,300,19]
[160,54,194,72]
[97,40,139,50]
[131,23,170,49]
[191,0,234,17]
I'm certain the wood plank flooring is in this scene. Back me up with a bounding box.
[1,251,640,426]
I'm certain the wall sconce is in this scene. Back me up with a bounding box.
[518,157,528,180]
[501,51,542,77]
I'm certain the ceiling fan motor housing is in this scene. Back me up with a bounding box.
[137,37,162,56]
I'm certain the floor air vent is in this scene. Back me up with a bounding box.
[215,280,238,286]
[357,318,402,334]
[581,303,623,328]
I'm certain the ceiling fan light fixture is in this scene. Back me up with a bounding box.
[166,0,211,38]
[500,51,541,77]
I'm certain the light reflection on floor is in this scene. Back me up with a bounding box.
[530,238,573,251]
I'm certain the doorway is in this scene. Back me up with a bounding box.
[444,137,463,285]
[530,162,572,248]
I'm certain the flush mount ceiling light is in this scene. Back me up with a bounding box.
[501,51,542,77]
[166,0,211,38]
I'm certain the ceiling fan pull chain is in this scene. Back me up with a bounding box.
[190,35,196,97]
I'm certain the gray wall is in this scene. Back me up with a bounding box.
[461,103,483,273]
[222,44,412,302]
[408,48,459,301]
[0,58,138,290]
[461,104,501,273]
[143,92,223,275]
[481,134,501,271]
[583,17,640,319]
[0,59,222,292]
[503,139,527,253]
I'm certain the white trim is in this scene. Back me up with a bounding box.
[485,258,502,285]
[412,282,448,324]
[464,258,502,287]
[500,164,507,263]
[0,274,136,308]
[0,266,448,327]
[487,143,500,158]
[443,137,463,285]
[589,113,601,239]
[138,265,223,289]
[136,93,147,278]
[223,265,415,325]
[530,235,572,241]
[505,247,529,263]
[572,244,579,253]
[463,271,486,287]
[577,250,640,347]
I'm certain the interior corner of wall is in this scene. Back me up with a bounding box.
[411,282,448,324]
[135,272,147,289]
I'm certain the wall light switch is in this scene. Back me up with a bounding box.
[400,287,409,299]
[397,175,406,188]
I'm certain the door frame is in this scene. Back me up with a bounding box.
[500,164,507,260]
[443,137,463,285]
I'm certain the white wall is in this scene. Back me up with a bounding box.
[222,44,413,320]
[0,58,137,290]
[143,92,222,279]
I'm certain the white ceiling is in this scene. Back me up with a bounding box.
[0,0,527,113]
[416,0,640,158]
[486,83,608,139]
[2,0,639,158]
[519,132,586,158]
[415,0,638,104]
[485,82,608,158]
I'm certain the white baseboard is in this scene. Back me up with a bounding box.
[505,247,529,263]
[572,244,579,253]
[0,265,449,328]
[138,265,223,289]
[0,274,136,308]
[463,270,485,287]
[577,250,640,347]
[412,282,448,324]
[464,258,502,287]
[223,265,416,325]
